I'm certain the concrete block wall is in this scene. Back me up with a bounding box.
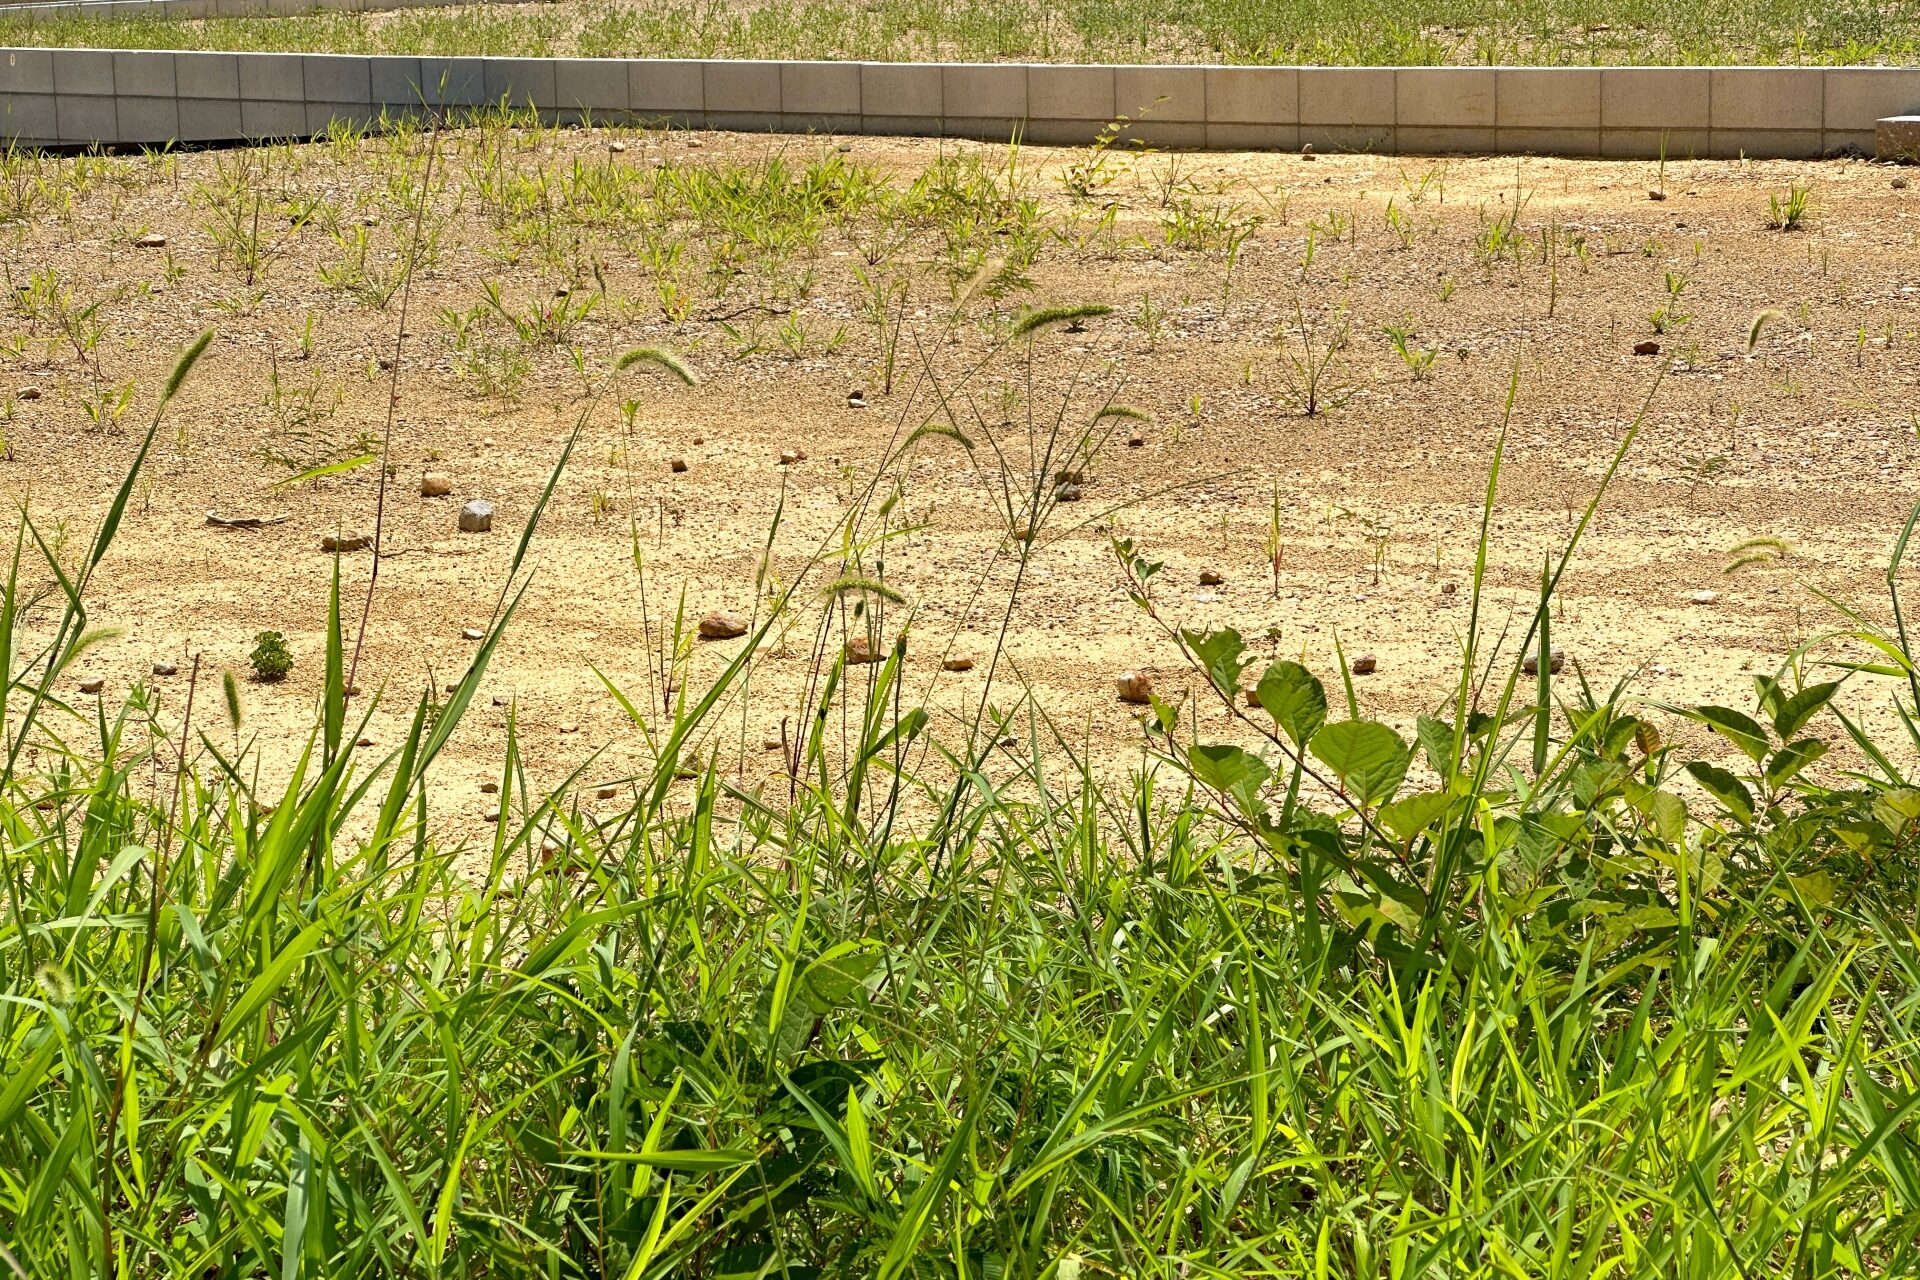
[3,51,1918,156]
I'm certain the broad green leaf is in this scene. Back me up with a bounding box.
[1187,743,1271,814]
[1645,790,1688,843]
[1377,791,1450,842]
[1414,714,1457,776]
[799,945,883,1012]
[1255,661,1327,746]
[1765,738,1828,789]
[1309,720,1410,808]
[1788,870,1836,907]
[1773,681,1841,740]
[1182,627,1246,696]
[1689,705,1772,763]
[1873,787,1920,832]
[1685,762,1755,826]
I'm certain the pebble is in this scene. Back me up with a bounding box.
[691,434,704,445]
[1351,653,1378,675]
[1126,433,1145,448]
[670,457,687,473]
[1116,671,1154,704]
[595,786,617,801]
[356,736,374,747]
[1198,568,1224,585]
[421,472,452,497]
[1690,589,1719,605]
[780,450,801,466]
[152,661,177,676]
[846,389,867,409]
[134,232,167,248]
[1895,177,1910,190]
[458,499,493,532]
[845,635,883,664]
[1633,340,1661,356]
[483,809,501,823]
[609,140,627,153]
[479,780,499,794]
[1301,143,1316,161]
[491,694,509,706]
[1648,189,1667,201]
[1521,646,1566,675]
[16,386,40,401]
[1439,581,1457,595]
[942,655,976,672]
[462,626,485,640]
[1057,483,1084,502]
[321,533,371,553]
[763,728,785,750]
[698,610,749,639]
[79,677,105,694]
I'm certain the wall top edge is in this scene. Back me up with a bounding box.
[2,48,1918,74]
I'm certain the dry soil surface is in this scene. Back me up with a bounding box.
[4,127,1918,865]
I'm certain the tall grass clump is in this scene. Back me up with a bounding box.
[8,345,1920,1280]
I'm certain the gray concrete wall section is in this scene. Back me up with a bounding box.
[3,51,1918,157]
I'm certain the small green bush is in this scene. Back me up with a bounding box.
[249,628,292,682]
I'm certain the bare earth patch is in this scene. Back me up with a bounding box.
[4,125,1918,865]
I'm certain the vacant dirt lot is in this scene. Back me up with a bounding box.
[3,122,1917,859]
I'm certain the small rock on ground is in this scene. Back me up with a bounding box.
[1633,340,1661,356]
[1522,646,1566,675]
[134,232,166,248]
[79,677,105,694]
[698,610,749,640]
[670,458,687,473]
[420,472,452,497]
[1351,653,1378,675]
[16,386,40,401]
[942,655,976,672]
[1116,671,1154,704]
[458,499,494,532]
[461,626,485,640]
[152,661,177,676]
[321,533,371,553]
[1690,589,1719,605]
[845,635,884,664]
[1199,568,1224,585]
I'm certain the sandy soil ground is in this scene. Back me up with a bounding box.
[3,126,1917,866]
